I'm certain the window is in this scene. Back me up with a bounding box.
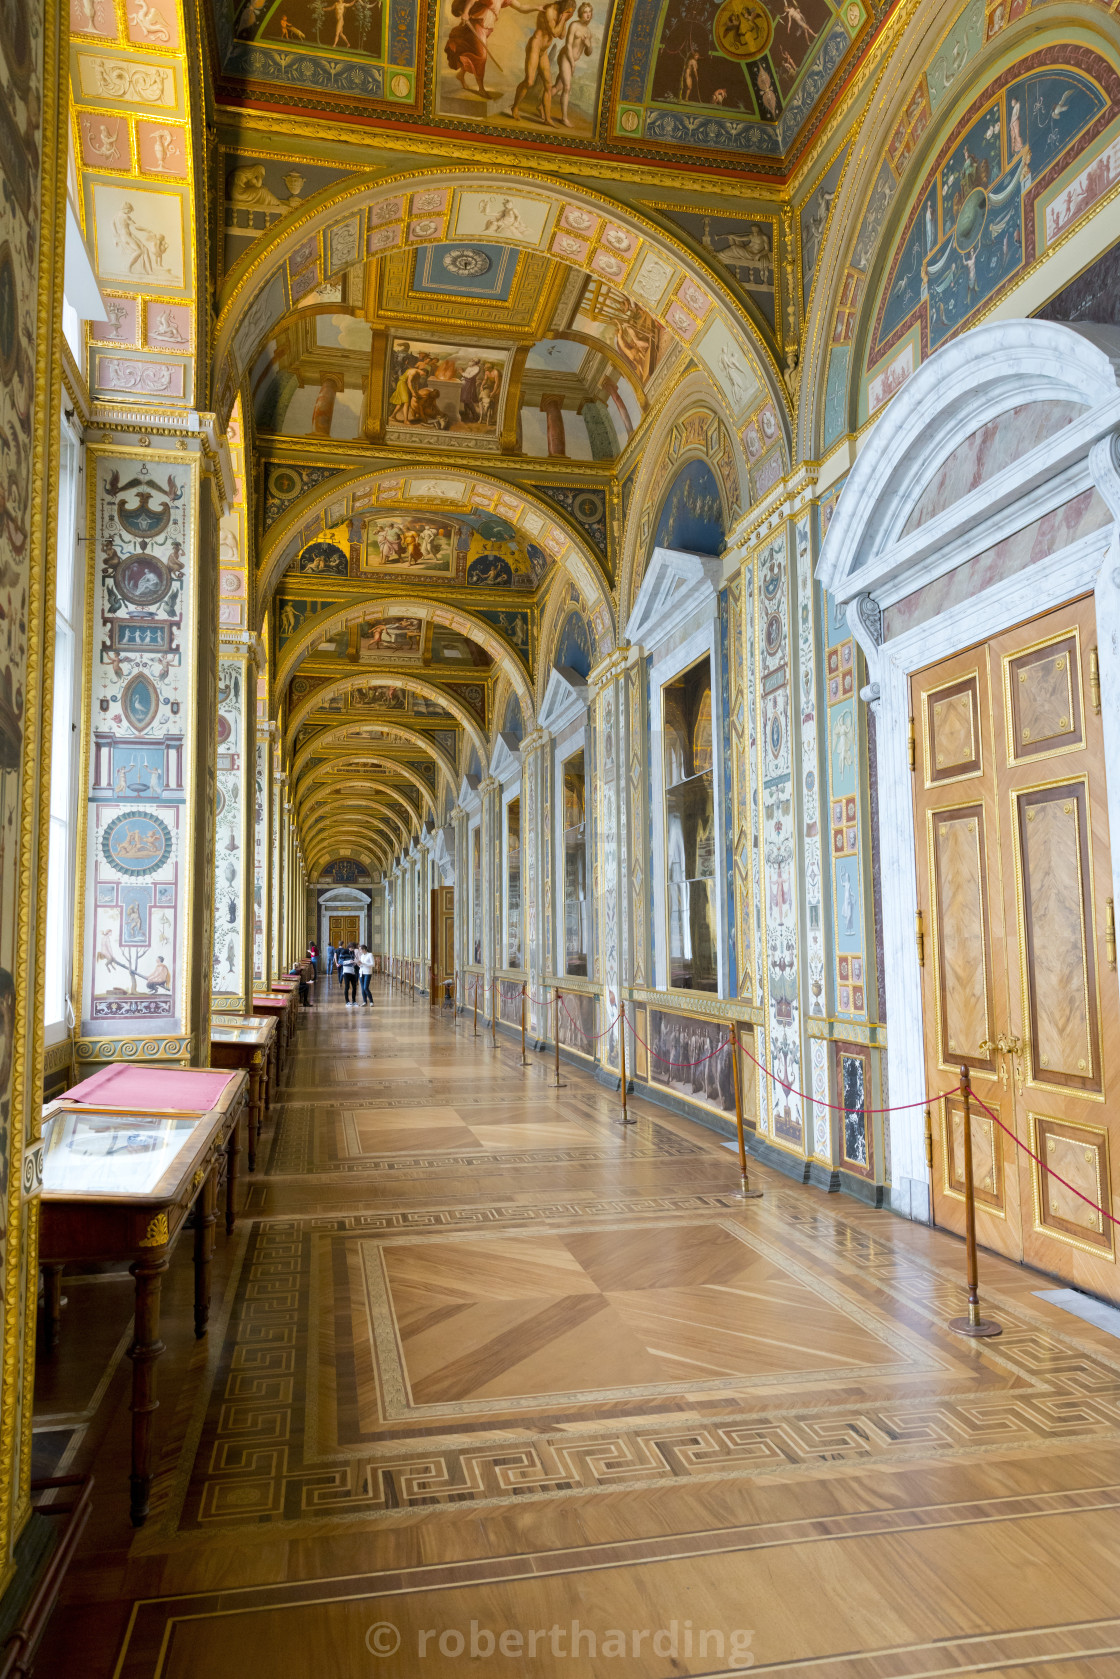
[505,795,522,968]
[562,749,587,976]
[44,423,83,1036]
[662,656,717,992]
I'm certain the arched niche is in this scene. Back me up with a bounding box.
[818,318,1120,1224]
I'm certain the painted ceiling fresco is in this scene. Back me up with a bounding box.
[862,52,1120,422]
[210,0,897,173]
[248,246,672,464]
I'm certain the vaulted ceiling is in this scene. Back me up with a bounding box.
[210,0,899,181]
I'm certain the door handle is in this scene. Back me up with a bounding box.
[978,1034,1026,1094]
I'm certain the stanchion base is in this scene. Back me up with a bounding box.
[948,1316,1002,1338]
[736,1188,764,1200]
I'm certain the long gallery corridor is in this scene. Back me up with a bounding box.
[30,978,1120,1676]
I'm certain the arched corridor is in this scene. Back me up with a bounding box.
[29,978,1120,1676]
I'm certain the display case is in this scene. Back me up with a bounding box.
[662,656,717,992]
[562,749,588,976]
[505,795,522,968]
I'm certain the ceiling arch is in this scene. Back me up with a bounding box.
[296,761,438,819]
[285,671,490,762]
[213,168,784,451]
[302,802,414,852]
[292,721,458,794]
[276,595,534,719]
[258,464,615,651]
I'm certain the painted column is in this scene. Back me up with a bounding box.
[753,520,808,1161]
[479,774,500,1024]
[271,771,287,982]
[588,648,631,1075]
[253,724,273,993]
[623,648,651,991]
[212,639,260,1015]
[78,439,229,1070]
[451,805,468,999]
[311,376,342,437]
[521,728,548,1039]
[541,395,566,457]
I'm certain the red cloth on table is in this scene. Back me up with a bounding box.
[63,1064,238,1112]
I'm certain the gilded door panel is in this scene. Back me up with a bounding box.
[1015,781,1100,1093]
[929,806,994,1069]
[943,1091,1004,1214]
[1030,1113,1114,1259]
[925,673,982,786]
[1003,631,1083,765]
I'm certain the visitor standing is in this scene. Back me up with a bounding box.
[340,945,358,1005]
[326,941,335,985]
[358,944,375,1005]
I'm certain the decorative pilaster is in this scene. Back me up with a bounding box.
[77,440,226,1068]
[212,636,261,1015]
[479,774,500,1022]
[520,728,548,1039]
[271,771,287,981]
[588,646,633,1072]
[253,723,274,992]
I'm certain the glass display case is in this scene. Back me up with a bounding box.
[562,749,588,976]
[41,1109,204,1198]
[505,795,522,968]
[662,657,717,992]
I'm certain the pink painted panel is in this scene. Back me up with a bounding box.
[885,489,1111,640]
[902,401,1084,535]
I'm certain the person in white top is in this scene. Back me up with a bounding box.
[357,945,375,1005]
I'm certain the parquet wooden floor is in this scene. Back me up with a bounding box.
[32,978,1120,1676]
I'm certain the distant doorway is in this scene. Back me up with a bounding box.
[329,915,360,947]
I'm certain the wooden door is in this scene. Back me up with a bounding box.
[914,596,1120,1299]
[329,915,359,947]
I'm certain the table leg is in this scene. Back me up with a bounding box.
[193,1167,217,1339]
[225,1107,240,1237]
[41,1264,65,1353]
[249,1056,263,1172]
[127,1248,168,1528]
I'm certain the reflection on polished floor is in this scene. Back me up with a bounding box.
[34,979,1120,1677]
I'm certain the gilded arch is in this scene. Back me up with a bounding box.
[284,671,490,763]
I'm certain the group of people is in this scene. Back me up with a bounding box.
[326,940,376,1005]
[293,941,376,1007]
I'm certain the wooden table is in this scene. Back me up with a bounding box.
[211,1017,275,1171]
[39,1067,248,1528]
[251,993,293,1077]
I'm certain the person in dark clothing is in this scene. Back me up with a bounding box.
[340,946,358,1004]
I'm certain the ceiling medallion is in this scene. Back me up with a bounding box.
[441,248,491,278]
[713,0,773,61]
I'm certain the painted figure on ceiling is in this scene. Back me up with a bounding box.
[445,0,536,98]
[509,0,575,125]
[551,4,593,127]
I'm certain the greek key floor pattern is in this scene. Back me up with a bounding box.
[34,979,1120,1677]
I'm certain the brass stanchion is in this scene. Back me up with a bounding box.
[619,1003,634,1123]
[520,982,529,1066]
[472,976,478,1037]
[948,1065,1001,1338]
[730,1025,762,1199]
[491,981,497,1051]
[553,989,565,1088]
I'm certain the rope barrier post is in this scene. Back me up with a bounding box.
[472,976,478,1037]
[520,982,529,1066]
[553,989,565,1088]
[619,1003,634,1124]
[491,981,497,1051]
[948,1066,1001,1339]
[730,1025,762,1199]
